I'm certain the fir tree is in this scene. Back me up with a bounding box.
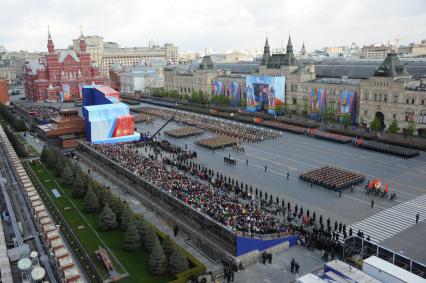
[61,166,74,186]
[84,185,100,213]
[40,146,49,163]
[55,158,64,176]
[120,207,133,231]
[110,198,125,223]
[387,119,400,134]
[46,150,57,169]
[370,116,382,132]
[136,219,150,241]
[98,203,117,231]
[143,226,159,253]
[168,248,189,275]
[93,185,107,207]
[123,220,141,251]
[161,235,175,258]
[149,243,166,275]
[72,173,86,198]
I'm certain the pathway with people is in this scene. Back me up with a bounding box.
[340,193,426,244]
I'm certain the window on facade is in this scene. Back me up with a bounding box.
[394,95,398,103]
[364,110,368,115]
[292,97,297,104]
[384,95,387,102]
[422,100,424,105]
[412,98,415,104]
[374,94,377,101]
[406,98,409,104]
[420,112,426,124]
[379,94,382,101]
[393,113,396,119]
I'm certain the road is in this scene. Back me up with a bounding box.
[134,104,426,264]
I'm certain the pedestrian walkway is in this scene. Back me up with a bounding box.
[77,156,223,274]
[344,194,426,244]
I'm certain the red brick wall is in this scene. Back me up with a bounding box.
[0,79,9,104]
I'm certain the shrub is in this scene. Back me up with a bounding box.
[168,249,189,275]
[84,185,100,213]
[60,166,74,186]
[123,220,141,251]
[72,173,86,198]
[98,203,117,231]
[149,243,166,275]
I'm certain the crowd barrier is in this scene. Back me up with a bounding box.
[78,142,237,258]
[236,235,299,257]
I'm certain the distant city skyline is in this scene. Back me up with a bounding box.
[0,0,425,53]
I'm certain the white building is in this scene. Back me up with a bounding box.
[72,35,104,67]
[361,44,392,59]
[72,35,179,76]
[120,59,167,94]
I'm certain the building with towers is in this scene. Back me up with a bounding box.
[163,34,426,134]
[23,27,106,102]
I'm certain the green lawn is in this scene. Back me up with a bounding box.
[15,133,39,157]
[29,161,173,283]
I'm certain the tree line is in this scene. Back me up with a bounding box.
[40,147,190,276]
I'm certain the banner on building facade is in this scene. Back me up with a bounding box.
[245,75,285,114]
[309,88,327,112]
[212,80,242,106]
[62,84,71,101]
[338,90,357,123]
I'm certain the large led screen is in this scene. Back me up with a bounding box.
[246,76,285,114]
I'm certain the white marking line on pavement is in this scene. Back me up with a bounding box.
[345,193,426,244]
[343,152,352,156]
[397,164,409,169]
[246,143,419,198]
[164,129,417,203]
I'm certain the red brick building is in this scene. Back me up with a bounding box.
[0,78,8,104]
[24,28,107,102]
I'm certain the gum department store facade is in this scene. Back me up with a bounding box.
[164,37,426,135]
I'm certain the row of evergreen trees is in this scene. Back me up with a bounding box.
[0,103,27,132]
[40,146,189,276]
[4,126,28,157]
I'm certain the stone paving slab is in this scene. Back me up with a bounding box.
[232,246,323,283]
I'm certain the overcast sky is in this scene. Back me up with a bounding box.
[1,0,425,53]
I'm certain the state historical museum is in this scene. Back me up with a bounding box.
[24,28,107,102]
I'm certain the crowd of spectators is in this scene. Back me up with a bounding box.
[141,107,280,143]
[14,102,59,120]
[86,141,291,235]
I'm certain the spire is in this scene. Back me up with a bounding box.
[47,25,54,53]
[48,25,52,40]
[261,37,271,66]
[286,35,293,54]
[300,41,306,56]
[79,26,86,53]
